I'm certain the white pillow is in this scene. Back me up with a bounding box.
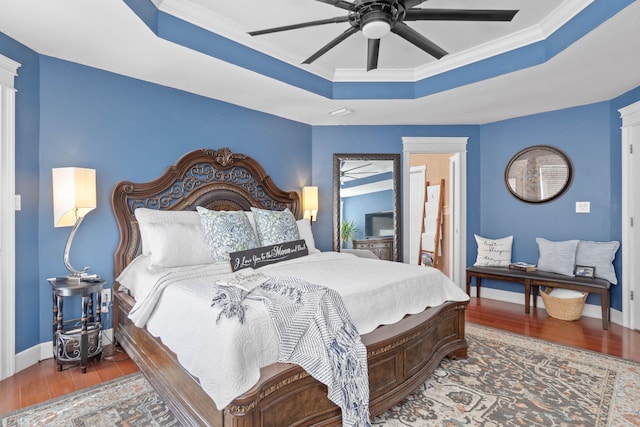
[474,234,513,267]
[536,238,579,276]
[115,254,152,297]
[116,254,232,300]
[575,240,620,284]
[134,208,212,268]
[145,222,212,269]
[296,218,319,254]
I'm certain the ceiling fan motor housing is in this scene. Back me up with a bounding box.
[351,0,405,37]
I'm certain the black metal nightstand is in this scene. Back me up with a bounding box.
[48,277,105,373]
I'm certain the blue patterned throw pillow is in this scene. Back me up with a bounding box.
[196,207,258,262]
[250,207,300,246]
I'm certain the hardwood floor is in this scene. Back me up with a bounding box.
[0,344,139,415]
[467,297,640,363]
[1,297,639,416]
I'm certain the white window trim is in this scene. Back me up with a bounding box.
[0,53,20,380]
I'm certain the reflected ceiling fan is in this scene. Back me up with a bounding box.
[340,162,375,180]
[249,0,518,71]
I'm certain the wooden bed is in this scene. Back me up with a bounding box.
[111,147,468,427]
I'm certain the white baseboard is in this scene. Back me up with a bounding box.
[14,328,114,375]
[469,286,622,325]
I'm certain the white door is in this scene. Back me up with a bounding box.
[449,153,462,285]
[632,138,640,331]
[409,166,426,265]
[620,101,640,331]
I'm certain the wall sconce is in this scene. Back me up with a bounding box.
[52,167,96,279]
[302,186,318,223]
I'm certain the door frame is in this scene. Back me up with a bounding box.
[409,165,426,265]
[0,54,20,380]
[619,100,640,330]
[402,137,468,288]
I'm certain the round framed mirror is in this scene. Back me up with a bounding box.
[505,145,573,203]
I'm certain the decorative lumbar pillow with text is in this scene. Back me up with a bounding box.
[474,234,513,267]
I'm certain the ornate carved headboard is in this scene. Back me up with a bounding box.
[111,147,301,280]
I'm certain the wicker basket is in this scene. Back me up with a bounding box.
[541,287,588,321]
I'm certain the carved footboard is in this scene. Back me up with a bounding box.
[115,290,467,427]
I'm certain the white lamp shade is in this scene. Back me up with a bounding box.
[52,167,96,227]
[302,186,318,221]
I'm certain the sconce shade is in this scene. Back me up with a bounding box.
[302,186,318,222]
[52,167,96,227]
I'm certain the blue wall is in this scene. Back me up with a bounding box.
[34,57,312,346]
[0,33,41,353]
[310,126,481,254]
[478,103,622,308]
[3,29,640,356]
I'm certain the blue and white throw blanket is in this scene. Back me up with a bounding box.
[211,275,371,427]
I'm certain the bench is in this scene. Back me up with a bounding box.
[466,265,611,329]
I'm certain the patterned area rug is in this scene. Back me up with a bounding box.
[373,324,640,427]
[0,373,179,427]
[2,323,639,426]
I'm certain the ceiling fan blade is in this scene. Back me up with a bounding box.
[403,0,429,8]
[314,0,355,11]
[343,163,372,173]
[249,16,350,36]
[367,39,380,71]
[391,21,448,59]
[405,9,518,22]
[303,26,359,64]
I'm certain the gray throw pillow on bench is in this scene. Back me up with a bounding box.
[536,237,620,284]
[536,238,579,276]
[575,240,620,284]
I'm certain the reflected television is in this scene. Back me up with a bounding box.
[365,211,394,237]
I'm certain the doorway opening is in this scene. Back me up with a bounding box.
[402,137,468,288]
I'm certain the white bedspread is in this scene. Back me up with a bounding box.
[124,251,469,409]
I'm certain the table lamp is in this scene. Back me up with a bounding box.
[52,167,96,279]
[302,186,318,223]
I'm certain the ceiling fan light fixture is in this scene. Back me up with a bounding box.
[360,10,392,39]
[362,19,391,39]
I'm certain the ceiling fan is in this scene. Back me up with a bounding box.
[340,162,374,181]
[249,0,518,71]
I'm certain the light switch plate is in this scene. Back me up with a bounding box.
[576,201,590,213]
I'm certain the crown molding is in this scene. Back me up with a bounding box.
[0,54,21,88]
[157,0,337,79]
